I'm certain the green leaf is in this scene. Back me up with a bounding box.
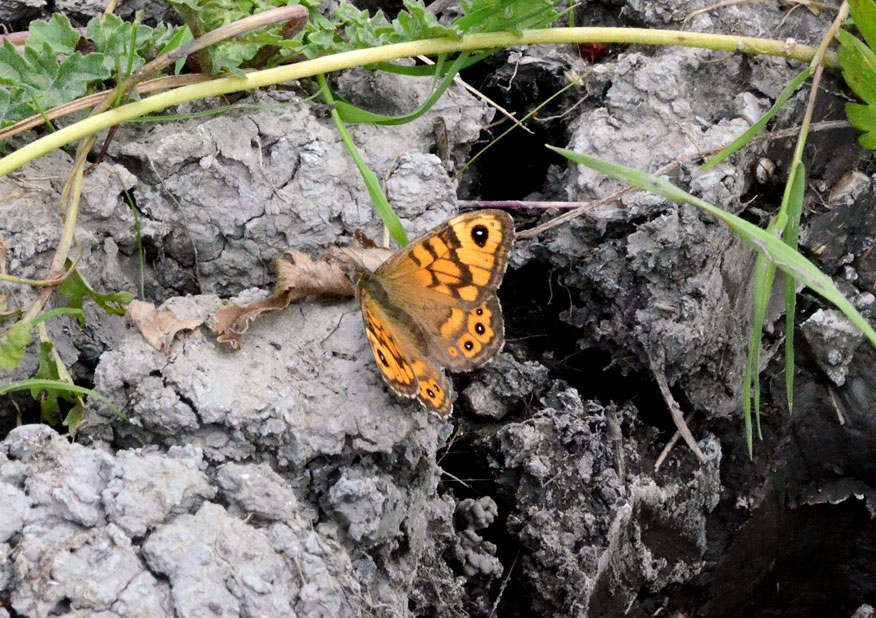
[846,103,876,152]
[0,320,32,369]
[28,13,80,55]
[453,0,560,35]
[85,13,154,76]
[837,28,876,105]
[334,52,469,125]
[34,341,65,423]
[33,307,87,328]
[318,73,408,246]
[782,163,806,415]
[0,39,34,85]
[63,400,85,438]
[156,24,193,75]
[743,253,774,452]
[395,0,459,41]
[59,265,133,316]
[846,101,876,149]
[0,378,124,419]
[0,37,114,119]
[849,0,876,56]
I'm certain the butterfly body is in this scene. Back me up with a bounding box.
[358,210,515,417]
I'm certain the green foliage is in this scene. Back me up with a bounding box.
[454,0,559,34]
[34,341,68,423]
[58,264,133,316]
[550,146,876,455]
[298,0,457,59]
[0,320,32,369]
[841,0,876,151]
[701,68,812,171]
[0,13,167,129]
[0,0,561,129]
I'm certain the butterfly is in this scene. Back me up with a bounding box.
[357,210,515,417]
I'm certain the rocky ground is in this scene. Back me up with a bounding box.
[2,0,876,617]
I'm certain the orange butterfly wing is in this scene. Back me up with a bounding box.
[357,210,514,416]
[376,210,514,371]
[359,283,452,416]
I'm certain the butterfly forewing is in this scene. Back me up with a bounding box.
[378,210,515,309]
[359,278,453,416]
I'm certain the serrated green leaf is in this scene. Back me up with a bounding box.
[0,34,113,120]
[86,13,153,76]
[849,0,876,55]
[28,13,80,55]
[454,0,560,34]
[336,4,395,49]
[838,28,876,105]
[55,52,114,99]
[859,129,876,149]
[0,39,33,85]
[846,101,876,151]
[0,320,32,369]
[395,0,458,40]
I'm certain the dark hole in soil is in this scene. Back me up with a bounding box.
[458,56,572,200]
[501,261,675,435]
[667,497,876,618]
[438,426,537,617]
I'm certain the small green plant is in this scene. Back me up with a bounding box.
[838,0,876,150]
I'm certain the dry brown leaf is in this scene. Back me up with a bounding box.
[274,248,356,299]
[208,246,391,348]
[208,293,293,349]
[128,299,204,354]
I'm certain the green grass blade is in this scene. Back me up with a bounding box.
[456,73,583,180]
[334,52,469,125]
[748,254,774,443]
[700,67,812,170]
[317,73,408,246]
[372,51,491,76]
[782,163,806,414]
[0,378,123,418]
[549,147,876,433]
[32,307,86,327]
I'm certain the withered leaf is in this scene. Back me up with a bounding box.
[209,248,386,348]
[128,300,204,354]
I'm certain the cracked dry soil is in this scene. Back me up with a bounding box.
[2,1,876,617]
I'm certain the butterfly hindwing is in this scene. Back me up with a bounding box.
[427,293,505,371]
